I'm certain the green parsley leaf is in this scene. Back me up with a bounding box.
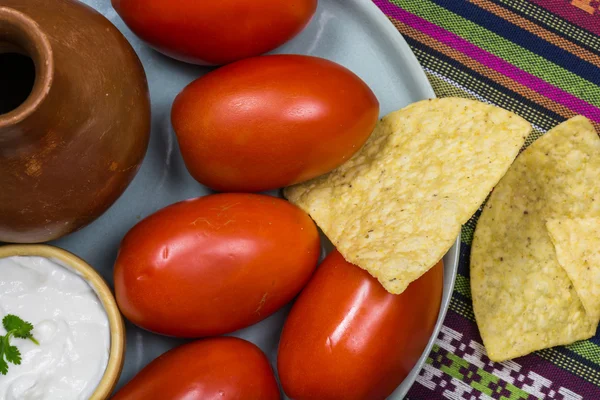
[3,315,33,339]
[4,345,20,365]
[0,356,7,375]
[0,314,37,375]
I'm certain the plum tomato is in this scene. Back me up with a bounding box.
[277,251,443,400]
[111,0,317,65]
[112,337,280,400]
[171,55,380,192]
[114,193,321,337]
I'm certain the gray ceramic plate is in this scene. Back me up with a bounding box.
[53,0,459,398]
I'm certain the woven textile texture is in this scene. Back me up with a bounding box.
[371,1,600,399]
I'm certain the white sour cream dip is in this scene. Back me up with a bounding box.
[0,256,110,400]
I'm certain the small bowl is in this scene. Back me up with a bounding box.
[0,244,125,399]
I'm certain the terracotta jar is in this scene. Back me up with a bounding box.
[0,0,151,243]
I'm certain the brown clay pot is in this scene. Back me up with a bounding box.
[0,0,151,243]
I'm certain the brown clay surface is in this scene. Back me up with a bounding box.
[0,0,151,243]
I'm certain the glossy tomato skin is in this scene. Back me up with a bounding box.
[111,0,317,65]
[171,55,380,192]
[114,193,320,337]
[112,337,281,400]
[278,251,443,400]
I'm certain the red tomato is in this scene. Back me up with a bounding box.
[277,251,443,400]
[111,0,317,65]
[171,55,380,192]
[112,337,281,400]
[114,193,320,337]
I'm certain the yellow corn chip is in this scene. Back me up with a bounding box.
[286,98,530,294]
[471,116,600,362]
[547,218,600,321]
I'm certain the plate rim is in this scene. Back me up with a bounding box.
[353,0,436,100]
[350,0,459,397]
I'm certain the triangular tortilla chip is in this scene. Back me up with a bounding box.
[286,98,530,294]
[471,116,600,362]
[547,218,600,321]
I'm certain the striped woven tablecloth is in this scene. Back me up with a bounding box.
[371,1,600,399]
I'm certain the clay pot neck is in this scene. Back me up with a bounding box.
[0,6,53,136]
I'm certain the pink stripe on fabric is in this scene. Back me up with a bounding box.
[373,0,600,123]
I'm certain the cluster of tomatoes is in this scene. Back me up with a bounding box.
[110,1,443,399]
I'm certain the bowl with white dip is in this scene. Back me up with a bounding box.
[0,245,125,400]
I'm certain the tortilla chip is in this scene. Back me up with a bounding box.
[285,98,530,294]
[471,116,600,362]
[547,218,600,321]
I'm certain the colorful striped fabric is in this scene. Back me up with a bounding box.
[371,1,600,399]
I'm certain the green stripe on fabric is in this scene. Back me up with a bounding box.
[449,296,476,321]
[391,0,600,106]
[473,372,495,397]
[454,274,472,299]
[443,352,469,379]
[428,345,532,399]
[413,47,561,131]
[496,0,600,52]
[566,341,600,367]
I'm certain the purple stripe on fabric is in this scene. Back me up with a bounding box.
[409,310,600,397]
[373,0,600,123]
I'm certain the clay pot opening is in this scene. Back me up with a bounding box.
[0,6,53,128]
[0,53,35,115]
